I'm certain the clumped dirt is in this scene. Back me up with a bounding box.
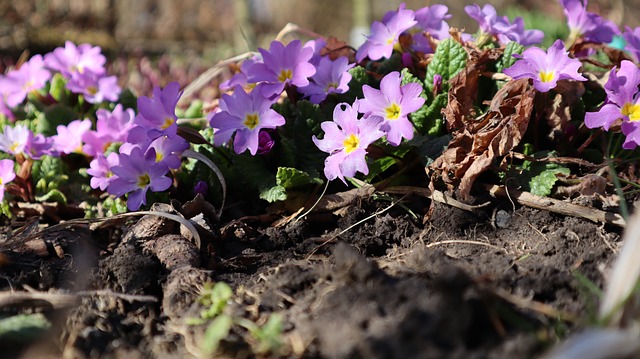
[0,193,621,358]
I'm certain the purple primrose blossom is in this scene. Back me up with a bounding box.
[465,4,543,46]
[623,26,640,63]
[66,72,121,104]
[135,81,182,139]
[503,39,587,92]
[256,131,275,155]
[208,84,285,155]
[53,119,92,154]
[27,134,55,159]
[82,104,136,156]
[1,55,51,107]
[584,60,640,149]
[0,124,33,156]
[357,71,426,146]
[561,0,619,44]
[87,152,120,191]
[299,56,354,104]
[44,41,107,79]
[247,40,316,98]
[313,102,385,184]
[108,147,173,211]
[356,5,417,62]
[0,159,15,202]
[415,4,451,40]
[147,135,190,170]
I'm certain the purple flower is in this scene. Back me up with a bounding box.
[256,131,275,155]
[623,26,640,63]
[193,180,208,196]
[66,73,121,104]
[219,56,259,92]
[208,84,286,155]
[52,119,92,154]
[108,147,173,211]
[503,39,587,92]
[584,60,640,148]
[147,135,189,170]
[1,55,51,107]
[0,124,33,155]
[135,81,182,139]
[465,4,543,46]
[497,17,544,46]
[298,56,354,104]
[356,5,417,62]
[87,152,120,191]
[415,4,451,40]
[247,40,316,98]
[44,41,106,79]
[0,97,14,121]
[312,102,385,184]
[0,159,15,202]
[82,104,135,156]
[357,71,425,146]
[561,0,619,44]
[26,134,54,159]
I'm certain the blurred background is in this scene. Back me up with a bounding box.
[0,0,635,58]
[0,0,635,98]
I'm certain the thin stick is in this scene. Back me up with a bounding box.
[426,239,507,253]
[294,180,330,223]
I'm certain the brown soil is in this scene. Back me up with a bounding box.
[0,194,621,359]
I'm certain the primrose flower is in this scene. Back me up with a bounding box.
[0,124,33,156]
[219,56,259,91]
[82,104,136,156]
[497,17,544,47]
[108,147,172,211]
[1,55,51,107]
[298,56,354,104]
[44,41,107,79]
[247,40,316,98]
[561,0,619,44]
[66,73,121,104]
[503,39,587,92]
[87,152,120,191]
[356,5,417,62]
[357,71,425,146]
[623,26,640,63]
[135,81,182,139]
[0,159,15,202]
[147,135,190,170]
[26,134,55,159]
[52,119,92,155]
[465,4,543,46]
[313,103,385,184]
[256,131,275,155]
[415,4,451,40]
[584,60,640,149]
[208,84,285,155]
[193,180,208,196]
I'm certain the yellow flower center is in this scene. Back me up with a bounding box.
[343,134,360,154]
[243,113,259,130]
[278,69,293,82]
[539,71,555,83]
[137,173,151,188]
[87,86,98,95]
[325,82,338,92]
[156,151,164,162]
[9,142,19,153]
[621,102,640,122]
[385,103,402,120]
[161,117,174,129]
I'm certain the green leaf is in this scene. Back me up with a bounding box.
[400,67,424,87]
[199,282,233,319]
[497,41,525,73]
[34,189,67,204]
[276,167,323,189]
[183,99,204,119]
[529,166,570,197]
[31,155,68,196]
[48,73,68,103]
[260,185,287,203]
[251,313,284,354]
[201,314,233,355]
[410,92,447,136]
[425,38,468,92]
[365,156,397,182]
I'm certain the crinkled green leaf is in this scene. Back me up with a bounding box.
[497,41,525,73]
[276,167,323,189]
[365,156,397,182]
[425,38,468,92]
[400,67,425,87]
[34,189,67,204]
[260,185,287,203]
[48,73,68,103]
[520,162,571,197]
[410,92,448,136]
[201,314,233,356]
[32,155,68,197]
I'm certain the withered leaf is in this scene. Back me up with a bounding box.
[431,78,535,200]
